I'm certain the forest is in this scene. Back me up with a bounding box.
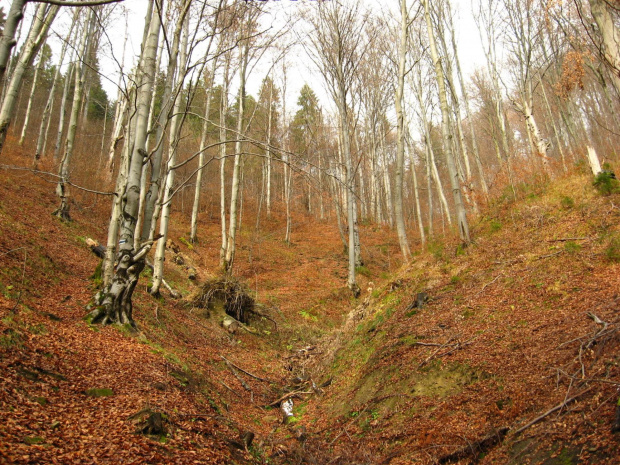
[1,0,620,464]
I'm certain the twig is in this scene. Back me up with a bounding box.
[268,390,313,407]
[513,387,593,435]
[546,237,587,242]
[220,355,274,383]
[535,251,563,261]
[475,274,503,296]
[219,380,242,398]
[222,358,252,395]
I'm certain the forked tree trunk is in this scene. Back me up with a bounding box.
[90,0,162,327]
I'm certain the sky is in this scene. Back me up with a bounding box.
[30,0,488,120]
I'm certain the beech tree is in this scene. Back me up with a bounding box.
[89,0,162,326]
[306,1,371,296]
[421,0,470,243]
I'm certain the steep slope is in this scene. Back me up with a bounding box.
[2,155,619,465]
[294,176,620,464]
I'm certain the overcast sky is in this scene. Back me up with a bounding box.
[35,0,487,119]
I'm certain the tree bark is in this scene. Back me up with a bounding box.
[90,0,162,327]
[0,0,27,87]
[422,0,470,243]
[394,0,411,262]
[54,9,92,221]
[0,3,58,156]
[35,14,76,164]
[19,42,46,147]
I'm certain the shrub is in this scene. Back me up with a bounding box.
[593,170,620,196]
[560,195,574,209]
[604,237,620,263]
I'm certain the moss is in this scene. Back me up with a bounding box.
[85,388,114,397]
[356,265,371,278]
[23,436,45,445]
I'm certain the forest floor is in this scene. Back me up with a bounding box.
[0,148,619,465]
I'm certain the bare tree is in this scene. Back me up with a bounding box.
[306,1,371,296]
[0,3,58,155]
[89,0,162,326]
[421,0,470,243]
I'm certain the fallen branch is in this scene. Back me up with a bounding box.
[220,355,274,383]
[535,251,563,261]
[546,237,588,242]
[222,358,253,401]
[513,387,593,435]
[268,389,313,407]
[474,274,503,297]
[419,337,476,368]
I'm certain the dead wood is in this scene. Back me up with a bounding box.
[220,355,274,383]
[268,389,313,407]
[513,387,593,435]
[192,276,254,323]
[222,357,253,401]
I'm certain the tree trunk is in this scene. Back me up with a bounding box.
[219,58,229,268]
[19,43,46,147]
[140,0,190,242]
[54,10,92,221]
[394,0,411,261]
[35,15,75,164]
[53,61,75,161]
[224,35,249,272]
[0,0,27,87]
[422,0,470,243]
[0,4,58,156]
[151,14,189,296]
[589,0,620,94]
[90,0,162,327]
[190,62,217,243]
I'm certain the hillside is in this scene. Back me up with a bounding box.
[1,159,619,465]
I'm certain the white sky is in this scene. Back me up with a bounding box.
[36,0,487,119]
